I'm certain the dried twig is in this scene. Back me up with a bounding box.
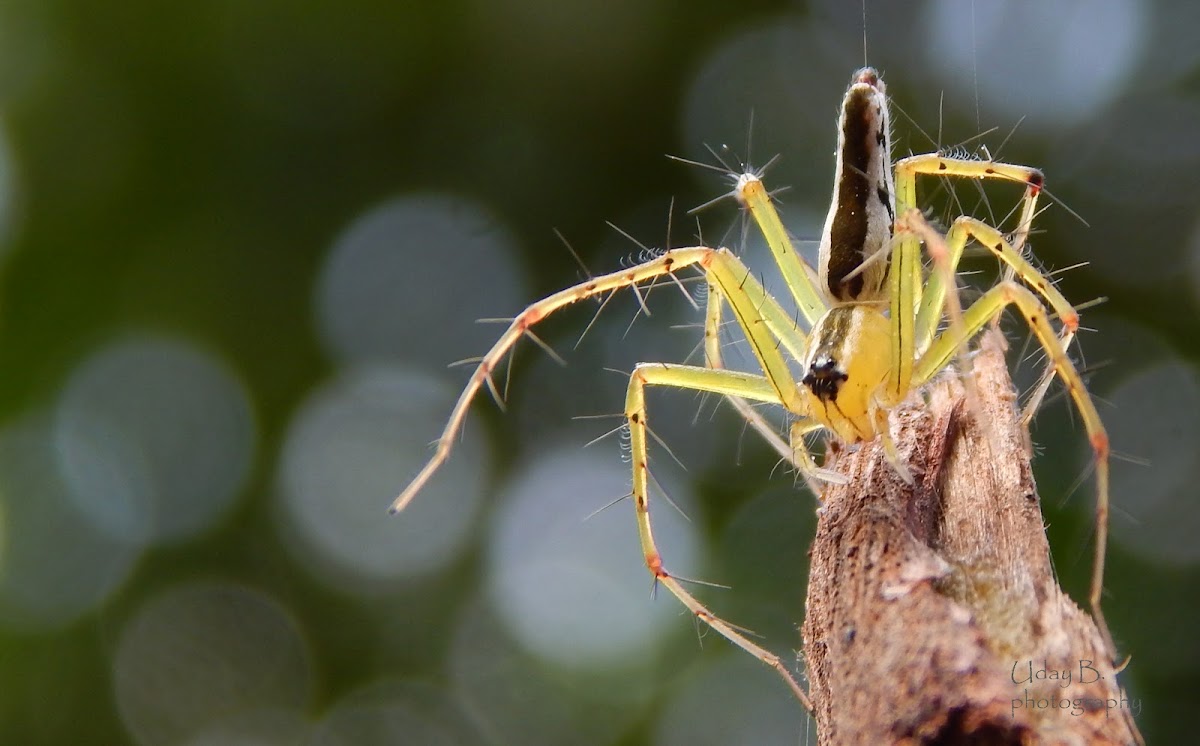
[803,332,1142,745]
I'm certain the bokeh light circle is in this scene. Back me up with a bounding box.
[450,597,650,746]
[653,654,810,746]
[278,365,488,591]
[680,17,850,210]
[0,121,16,256]
[0,415,140,629]
[54,336,256,545]
[113,582,312,746]
[487,445,701,669]
[1104,359,1200,566]
[308,679,484,746]
[180,708,311,746]
[922,0,1146,129]
[316,192,526,369]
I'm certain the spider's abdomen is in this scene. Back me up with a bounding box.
[800,304,891,443]
[818,67,895,305]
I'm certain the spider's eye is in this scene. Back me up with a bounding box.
[802,358,849,402]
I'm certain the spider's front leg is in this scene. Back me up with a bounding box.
[390,247,717,513]
[623,361,814,711]
[622,243,850,712]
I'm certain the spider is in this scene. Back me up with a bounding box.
[391,67,1112,712]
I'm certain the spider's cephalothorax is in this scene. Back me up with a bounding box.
[800,305,889,444]
[394,67,1116,712]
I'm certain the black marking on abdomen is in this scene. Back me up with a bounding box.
[827,92,874,302]
[877,185,894,223]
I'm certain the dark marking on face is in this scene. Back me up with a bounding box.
[802,357,849,402]
[803,307,853,402]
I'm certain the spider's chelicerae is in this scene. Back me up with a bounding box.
[392,68,1113,711]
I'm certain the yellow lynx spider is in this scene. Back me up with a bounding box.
[391,68,1113,711]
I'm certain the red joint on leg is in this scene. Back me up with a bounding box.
[1062,311,1079,332]
[1091,432,1109,460]
[647,552,667,578]
[1027,170,1045,195]
[520,308,544,326]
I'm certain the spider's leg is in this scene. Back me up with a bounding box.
[914,281,1115,660]
[894,154,1044,354]
[1019,326,1077,425]
[703,278,843,488]
[625,362,813,712]
[702,248,808,412]
[882,192,920,407]
[735,173,826,327]
[786,418,843,495]
[391,247,714,513]
[622,247,832,710]
[902,212,1079,378]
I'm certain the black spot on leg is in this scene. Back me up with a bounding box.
[629,413,640,424]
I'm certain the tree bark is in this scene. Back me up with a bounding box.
[802,332,1143,745]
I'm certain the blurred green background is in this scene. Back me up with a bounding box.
[0,0,1197,743]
